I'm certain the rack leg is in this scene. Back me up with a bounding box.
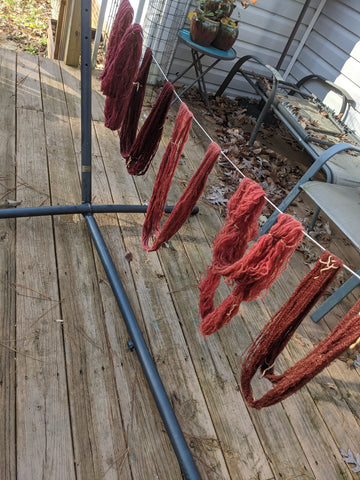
[84,213,202,480]
[81,0,92,204]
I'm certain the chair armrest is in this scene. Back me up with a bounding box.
[296,74,356,115]
[259,142,360,235]
[215,54,284,97]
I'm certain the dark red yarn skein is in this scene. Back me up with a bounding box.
[144,142,222,251]
[199,214,304,337]
[126,81,175,176]
[199,177,266,319]
[240,252,360,409]
[119,47,153,159]
[103,24,143,131]
[142,102,193,250]
[100,0,134,83]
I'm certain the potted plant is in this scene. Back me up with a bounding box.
[189,9,220,47]
[212,16,239,51]
[189,0,258,50]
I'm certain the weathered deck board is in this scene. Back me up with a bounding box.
[60,62,185,479]
[0,47,16,480]
[88,82,232,479]
[125,109,276,479]
[1,48,359,479]
[39,56,132,479]
[195,192,359,479]
[165,166,316,479]
[15,52,75,479]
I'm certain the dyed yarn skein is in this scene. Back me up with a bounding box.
[142,102,193,250]
[143,142,222,251]
[240,252,360,409]
[199,177,266,319]
[119,47,153,159]
[199,214,304,337]
[103,24,143,131]
[126,81,175,176]
[100,0,134,84]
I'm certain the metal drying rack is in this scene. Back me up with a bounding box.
[0,1,201,478]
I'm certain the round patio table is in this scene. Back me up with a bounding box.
[172,28,237,111]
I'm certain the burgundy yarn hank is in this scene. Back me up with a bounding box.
[126,81,175,176]
[142,102,193,250]
[119,47,153,159]
[199,177,266,319]
[103,24,143,131]
[199,213,304,337]
[101,23,142,98]
[240,253,360,410]
[144,141,222,251]
[100,0,134,83]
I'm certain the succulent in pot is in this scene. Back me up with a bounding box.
[188,0,258,50]
[189,10,220,47]
[212,17,238,51]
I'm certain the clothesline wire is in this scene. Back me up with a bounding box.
[150,54,360,282]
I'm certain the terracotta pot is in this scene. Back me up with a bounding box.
[212,22,238,51]
[190,17,220,47]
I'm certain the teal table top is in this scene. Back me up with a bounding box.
[178,28,236,60]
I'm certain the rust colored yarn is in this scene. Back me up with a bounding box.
[240,253,360,409]
[142,102,193,250]
[199,177,266,319]
[100,0,134,83]
[126,81,175,175]
[119,47,153,158]
[144,142,222,251]
[199,214,304,337]
[103,24,143,131]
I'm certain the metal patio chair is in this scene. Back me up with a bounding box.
[216,55,360,321]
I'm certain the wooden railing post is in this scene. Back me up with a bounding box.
[64,0,82,66]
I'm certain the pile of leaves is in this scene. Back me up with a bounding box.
[193,94,304,217]
[0,0,51,55]
[181,89,335,254]
[214,126,303,216]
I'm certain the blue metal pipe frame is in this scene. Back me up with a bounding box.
[0,203,198,219]
[84,214,201,479]
[0,1,202,478]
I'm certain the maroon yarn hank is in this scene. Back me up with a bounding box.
[199,177,266,319]
[142,102,193,250]
[100,0,134,83]
[144,142,222,251]
[103,24,143,131]
[101,23,142,98]
[240,253,360,410]
[119,47,153,159]
[199,214,304,337]
[126,81,175,175]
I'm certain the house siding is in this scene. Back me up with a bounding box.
[168,0,360,134]
[168,0,321,98]
[288,0,360,133]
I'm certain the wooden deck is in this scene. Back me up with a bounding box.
[0,47,359,480]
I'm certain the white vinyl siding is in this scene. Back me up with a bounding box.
[168,0,321,98]
[288,0,360,133]
[168,0,360,134]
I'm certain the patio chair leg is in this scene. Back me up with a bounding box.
[308,206,321,231]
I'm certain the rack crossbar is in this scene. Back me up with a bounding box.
[0,203,199,219]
